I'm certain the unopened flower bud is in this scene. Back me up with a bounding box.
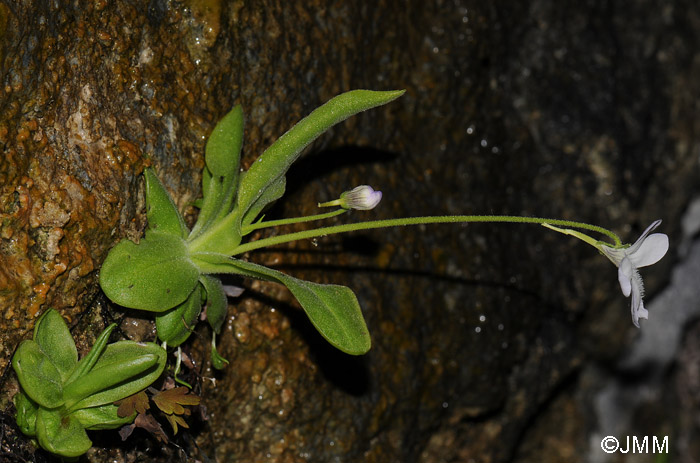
[339,185,382,210]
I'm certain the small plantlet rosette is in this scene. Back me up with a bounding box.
[12,309,167,458]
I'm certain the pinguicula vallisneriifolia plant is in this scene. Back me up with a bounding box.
[12,309,167,458]
[98,89,670,368]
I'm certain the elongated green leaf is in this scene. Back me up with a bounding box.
[100,231,200,312]
[145,168,189,237]
[36,408,92,458]
[72,403,135,430]
[64,354,158,408]
[275,272,371,355]
[192,254,371,355]
[33,309,78,382]
[65,323,117,385]
[240,174,286,230]
[206,104,244,179]
[12,340,64,408]
[201,163,212,199]
[235,90,404,223]
[190,106,244,238]
[14,391,38,437]
[200,275,228,333]
[64,341,166,410]
[190,170,227,238]
[155,283,203,346]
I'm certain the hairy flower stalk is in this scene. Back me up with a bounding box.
[232,210,667,327]
[232,215,622,254]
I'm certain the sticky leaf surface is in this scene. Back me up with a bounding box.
[100,231,200,312]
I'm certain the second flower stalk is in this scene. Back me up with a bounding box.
[297,184,669,328]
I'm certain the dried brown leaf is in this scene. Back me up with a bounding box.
[119,422,136,441]
[153,386,201,415]
[134,413,169,443]
[115,391,150,417]
[180,351,195,370]
[164,413,189,434]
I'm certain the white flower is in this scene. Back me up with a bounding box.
[598,220,669,327]
[339,185,382,210]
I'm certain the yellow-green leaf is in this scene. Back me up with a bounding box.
[155,283,203,346]
[12,340,64,409]
[144,168,189,237]
[100,231,200,312]
[35,408,92,458]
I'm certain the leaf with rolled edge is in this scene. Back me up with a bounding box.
[33,309,78,382]
[240,174,286,231]
[12,340,64,409]
[100,231,200,312]
[211,338,229,370]
[191,167,212,209]
[200,275,228,333]
[14,391,38,437]
[234,90,405,226]
[63,341,166,411]
[72,403,136,430]
[192,253,371,355]
[36,408,92,459]
[201,163,211,200]
[64,354,158,410]
[155,283,203,346]
[190,169,227,240]
[65,323,117,385]
[190,105,244,238]
[145,168,189,238]
[206,105,244,181]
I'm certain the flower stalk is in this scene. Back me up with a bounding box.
[241,208,348,234]
[232,215,622,255]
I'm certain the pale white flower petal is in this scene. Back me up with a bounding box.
[628,233,669,268]
[629,270,648,328]
[617,258,633,297]
[222,285,245,298]
[625,219,662,255]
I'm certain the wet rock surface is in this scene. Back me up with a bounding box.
[1,0,698,462]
